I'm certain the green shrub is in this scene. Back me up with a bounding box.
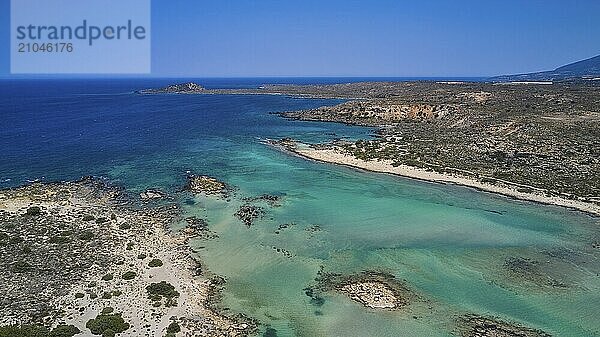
[137,253,147,260]
[101,292,112,300]
[95,217,108,224]
[0,324,80,337]
[79,231,95,241]
[148,293,161,302]
[118,223,131,230]
[49,236,71,244]
[166,322,180,334]
[0,324,49,337]
[12,260,32,273]
[49,325,80,337]
[164,297,178,307]
[82,215,95,221]
[112,290,122,297]
[126,242,134,250]
[148,259,163,268]
[122,271,136,280]
[146,281,179,301]
[26,206,41,216]
[101,273,113,281]
[0,232,8,246]
[101,307,114,315]
[75,292,85,299]
[89,293,98,299]
[10,236,24,244]
[86,313,130,336]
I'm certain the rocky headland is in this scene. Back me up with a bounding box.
[142,80,600,216]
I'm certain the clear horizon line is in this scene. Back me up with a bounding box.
[0,74,492,80]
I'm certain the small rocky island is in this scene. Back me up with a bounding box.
[309,270,416,310]
[138,82,205,94]
[185,174,229,196]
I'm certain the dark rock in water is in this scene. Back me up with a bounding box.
[185,174,228,196]
[504,257,539,274]
[139,189,166,201]
[234,205,264,227]
[458,314,551,337]
[303,286,325,306]
[185,216,209,231]
[211,275,226,286]
[193,259,202,276]
[542,248,580,262]
[243,194,284,207]
[274,223,295,234]
[270,246,293,258]
[182,216,219,239]
[263,327,278,337]
[305,224,322,236]
[313,269,415,310]
[503,256,569,289]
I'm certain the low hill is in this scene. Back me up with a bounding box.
[490,54,600,82]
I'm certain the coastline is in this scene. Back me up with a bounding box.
[0,178,254,336]
[280,143,600,217]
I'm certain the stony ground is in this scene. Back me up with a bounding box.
[0,177,255,337]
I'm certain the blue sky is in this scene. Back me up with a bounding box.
[1,0,599,77]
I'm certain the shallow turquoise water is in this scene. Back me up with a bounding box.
[1,79,598,336]
[182,145,599,337]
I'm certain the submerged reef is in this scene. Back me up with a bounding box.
[458,314,551,337]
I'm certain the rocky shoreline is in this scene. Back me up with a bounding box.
[0,177,256,337]
[141,81,600,208]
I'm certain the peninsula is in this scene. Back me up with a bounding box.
[144,77,600,216]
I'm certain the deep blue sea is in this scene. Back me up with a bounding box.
[1,78,598,337]
[0,78,375,187]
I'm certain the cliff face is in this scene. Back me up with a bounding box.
[284,101,458,124]
[355,102,455,120]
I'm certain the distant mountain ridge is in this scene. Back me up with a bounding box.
[490,54,600,82]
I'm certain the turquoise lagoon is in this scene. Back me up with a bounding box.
[1,79,598,336]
